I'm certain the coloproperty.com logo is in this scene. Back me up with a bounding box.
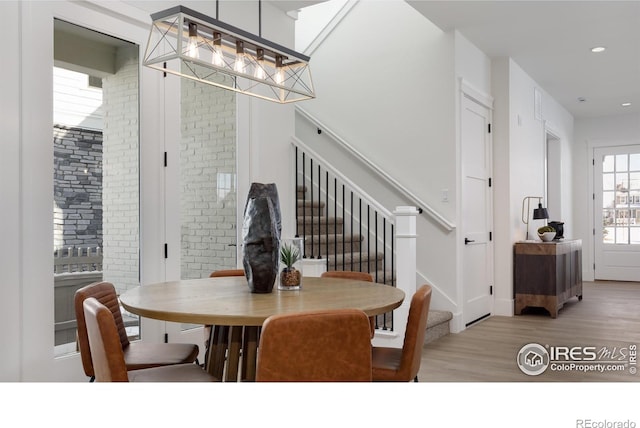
[517,342,637,376]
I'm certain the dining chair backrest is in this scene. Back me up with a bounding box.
[209,269,245,278]
[320,270,374,282]
[371,284,432,381]
[401,284,432,380]
[320,271,376,337]
[75,281,129,378]
[83,297,216,383]
[256,309,373,382]
[83,297,130,382]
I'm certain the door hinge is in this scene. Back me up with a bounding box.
[488,123,491,133]
[593,263,596,270]
[488,177,492,187]
[490,285,493,295]
[593,158,595,166]
[164,152,167,167]
[164,243,168,259]
[163,61,167,78]
[593,193,595,200]
[593,228,595,236]
[489,231,492,241]
[164,333,168,344]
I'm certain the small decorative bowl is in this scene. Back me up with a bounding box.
[538,231,556,242]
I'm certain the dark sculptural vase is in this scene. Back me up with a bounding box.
[241,183,281,293]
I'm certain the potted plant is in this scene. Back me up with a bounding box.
[279,239,302,290]
[537,225,556,242]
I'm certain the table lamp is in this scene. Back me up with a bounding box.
[521,196,549,240]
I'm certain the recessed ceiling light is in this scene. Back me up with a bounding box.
[622,102,632,107]
[591,46,606,53]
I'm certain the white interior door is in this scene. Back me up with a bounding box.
[594,145,640,281]
[461,94,493,326]
[164,62,239,350]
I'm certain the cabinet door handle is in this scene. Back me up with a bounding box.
[464,238,475,245]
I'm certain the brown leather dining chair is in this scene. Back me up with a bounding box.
[320,270,376,337]
[256,308,373,382]
[75,281,200,382]
[371,284,432,382]
[83,297,217,382]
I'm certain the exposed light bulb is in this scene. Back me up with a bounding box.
[187,22,199,59]
[234,41,245,73]
[274,55,285,85]
[254,48,266,80]
[211,32,224,67]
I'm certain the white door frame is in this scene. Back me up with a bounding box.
[15,1,159,381]
[459,80,494,328]
[593,144,640,281]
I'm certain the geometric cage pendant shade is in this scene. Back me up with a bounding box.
[143,5,315,104]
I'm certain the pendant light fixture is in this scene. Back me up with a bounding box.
[143,3,315,104]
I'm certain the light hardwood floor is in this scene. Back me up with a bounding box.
[417,281,640,382]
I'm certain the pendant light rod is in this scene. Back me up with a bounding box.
[259,0,262,37]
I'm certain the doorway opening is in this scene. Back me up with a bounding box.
[53,19,140,356]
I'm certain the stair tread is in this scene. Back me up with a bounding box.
[427,310,453,327]
[297,216,343,224]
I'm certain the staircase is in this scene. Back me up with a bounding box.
[296,185,451,343]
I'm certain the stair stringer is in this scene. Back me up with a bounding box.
[416,269,460,334]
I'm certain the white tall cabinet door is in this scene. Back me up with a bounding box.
[461,94,493,326]
[594,145,640,281]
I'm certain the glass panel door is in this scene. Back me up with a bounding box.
[179,68,238,331]
[180,74,238,279]
[53,20,139,356]
[594,145,640,281]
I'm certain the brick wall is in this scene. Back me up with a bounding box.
[101,46,139,293]
[180,71,237,279]
[53,125,103,249]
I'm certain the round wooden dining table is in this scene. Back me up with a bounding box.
[119,275,405,381]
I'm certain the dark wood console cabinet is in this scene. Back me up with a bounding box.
[514,239,582,318]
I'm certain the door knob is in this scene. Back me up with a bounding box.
[464,238,475,245]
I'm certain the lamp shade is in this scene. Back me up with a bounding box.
[533,203,549,220]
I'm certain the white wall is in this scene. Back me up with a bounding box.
[491,58,575,315]
[574,113,640,280]
[294,0,462,318]
[0,0,23,382]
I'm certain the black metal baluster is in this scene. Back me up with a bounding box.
[310,158,314,258]
[295,146,299,238]
[375,211,379,283]
[367,205,370,275]
[359,198,362,273]
[334,178,337,272]
[342,185,345,271]
[350,191,354,271]
[391,223,395,331]
[318,164,321,259]
[326,171,329,272]
[302,152,306,258]
[383,217,387,286]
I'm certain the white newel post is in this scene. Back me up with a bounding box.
[372,206,418,348]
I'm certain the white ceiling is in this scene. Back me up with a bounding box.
[406,0,640,120]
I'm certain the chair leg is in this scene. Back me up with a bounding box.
[414,376,418,382]
[89,376,95,382]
